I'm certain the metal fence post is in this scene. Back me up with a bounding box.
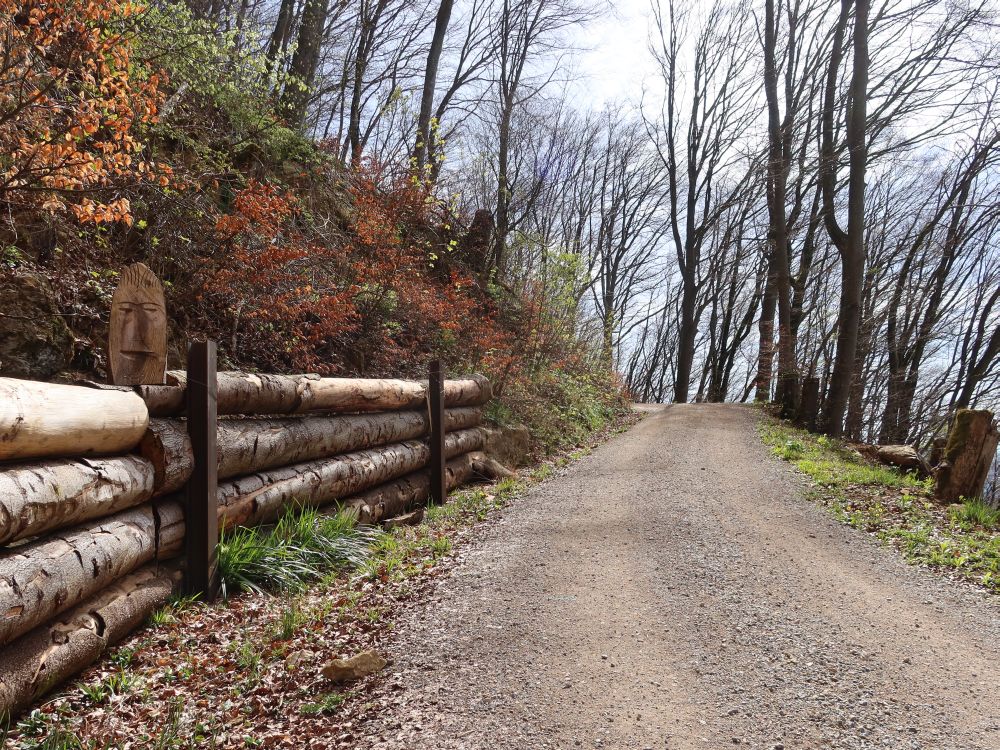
[185,340,219,600]
[428,359,446,505]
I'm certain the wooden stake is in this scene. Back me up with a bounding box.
[428,359,446,505]
[184,341,219,600]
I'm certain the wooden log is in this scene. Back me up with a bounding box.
[79,381,184,418]
[935,409,1000,503]
[0,502,183,648]
[136,384,186,417]
[442,374,492,407]
[148,371,491,416]
[139,420,192,496]
[98,374,492,418]
[875,445,931,477]
[218,428,486,529]
[139,407,483,495]
[0,564,180,718]
[0,456,155,546]
[468,450,517,480]
[343,452,478,524]
[0,378,149,462]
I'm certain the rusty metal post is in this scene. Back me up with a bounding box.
[428,359,446,505]
[184,340,219,600]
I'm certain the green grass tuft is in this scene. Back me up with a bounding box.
[949,498,1000,530]
[760,418,999,593]
[216,506,382,596]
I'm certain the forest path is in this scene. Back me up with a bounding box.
[358,404,1000,750]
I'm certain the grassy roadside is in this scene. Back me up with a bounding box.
[758,417,1000,595]
[2,409,638,750]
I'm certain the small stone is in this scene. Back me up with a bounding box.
[320,650,388,683]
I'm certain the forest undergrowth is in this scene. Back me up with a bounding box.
[759,417,1000,595]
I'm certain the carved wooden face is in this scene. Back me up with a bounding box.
[109,263,167,385]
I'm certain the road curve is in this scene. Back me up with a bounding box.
[358,404,1000,750]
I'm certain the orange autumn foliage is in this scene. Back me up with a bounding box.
[0,0,168,224]
[196,170,518,377]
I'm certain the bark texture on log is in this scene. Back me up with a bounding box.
[935,410,999,503]
[81,382,184,418]
[0,378,149,462]
[441,375,493,407]
[138,420,192,496]
[139,408,482,495]
[0,456,155,546]
[0,502,183,648]
[0,565,180,717]
[136,384,186,417]
[343,452,478,524]
[218,428,486,529]
[151,371,490,416]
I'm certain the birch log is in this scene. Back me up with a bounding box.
[218,428,486,529]
[140,408,483,495]
[0,564,180,717]
[0,502,183,648]
[0,378,149,462]
[0,456,155,546]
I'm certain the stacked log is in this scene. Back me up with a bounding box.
[0,565,180,717]
[0,456,155,545]
[139,407,483,495]
[0,378,148,461]
[217,428,487,529]
[0,371,496,719]
[124,371,492,417]
[0,503,183,647]
[342,450,512,524]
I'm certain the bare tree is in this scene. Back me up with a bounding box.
[818,0,868,437]
[649,0,760,403]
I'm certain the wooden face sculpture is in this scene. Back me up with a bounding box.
[109,263,167,385]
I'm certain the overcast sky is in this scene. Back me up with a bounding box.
[569,0,661,109]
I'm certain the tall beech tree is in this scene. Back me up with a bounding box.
[818,0,869,437]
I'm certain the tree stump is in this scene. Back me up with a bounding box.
[934,410,999,503]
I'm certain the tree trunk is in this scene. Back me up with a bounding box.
[265,0,297,74]
[934,410,999,503]
[0,456,155,546]
[280,0,331,126]
[140,407,482,495]
[0,502,183,649]
[217,429,486,529]
[0,565,180,718]
[673,271,697,404]
[157,372,491,417]
[413,0,454,172]
[754,271,777,402]
[795,376,820,432]
[763,0,797,416]
[820,0,868,437]
[0,378,148,462]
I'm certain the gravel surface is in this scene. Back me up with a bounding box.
[356,404,1000,749]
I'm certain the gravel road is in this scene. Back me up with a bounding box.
[357,404,1000,750]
